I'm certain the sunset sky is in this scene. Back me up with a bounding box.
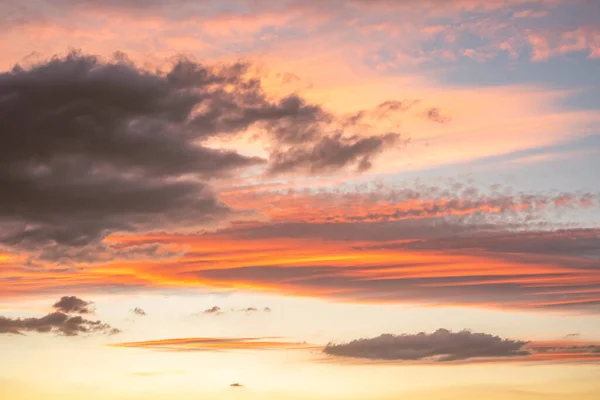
[1,0,600,399]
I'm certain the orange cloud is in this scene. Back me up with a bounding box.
[2,181,599,311]
[3,223,600,313]
[219,183,597,224]
[109,337,316,352]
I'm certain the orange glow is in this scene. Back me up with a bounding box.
[3,228,600,313]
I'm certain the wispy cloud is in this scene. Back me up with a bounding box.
[110,337,315,352]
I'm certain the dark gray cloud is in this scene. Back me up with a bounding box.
[323,329,530,362]
[0,296,119,336]
[0,52,400,261]
[186,225,600,312]
[53,295,94,314]
[268,133,401,175]
[132,307,146,316]
[0,53,255,260]
[0,312,120,336]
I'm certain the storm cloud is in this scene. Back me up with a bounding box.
[0,52,400,261]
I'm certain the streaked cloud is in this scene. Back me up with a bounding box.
[110,337,315,352]
[1,181,598,312]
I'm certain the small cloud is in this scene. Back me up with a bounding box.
[203,306,223,315]
[425,107,451,124]
[565,333,581,338]
[264,307,272,312]
[132,307,146,316]
[53,296,94,314]
[230,383,245,388]
[241,307,258,312]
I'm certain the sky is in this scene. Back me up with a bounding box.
[1,0,600,399]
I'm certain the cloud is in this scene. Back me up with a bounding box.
[425,107,451,124]
[132,307,146,316]
[268,133,402,175]
[199,306,271,315]
[387,228,600,259]
[0,52,403,262]
[323,329,530,362]
[220,182,597,225]
[110,331,600,364]
[230,383,245,388]
[110,337,314,352]
[53,296,94,314]
[0,52,257,261]
[0,297,119,336]
[1,180,598,311]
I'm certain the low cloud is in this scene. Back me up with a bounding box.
[230,383,245,388]
[203,306,222,314]
[0,296,119,336]
[323,329,530,362]
[53,296,94,314]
